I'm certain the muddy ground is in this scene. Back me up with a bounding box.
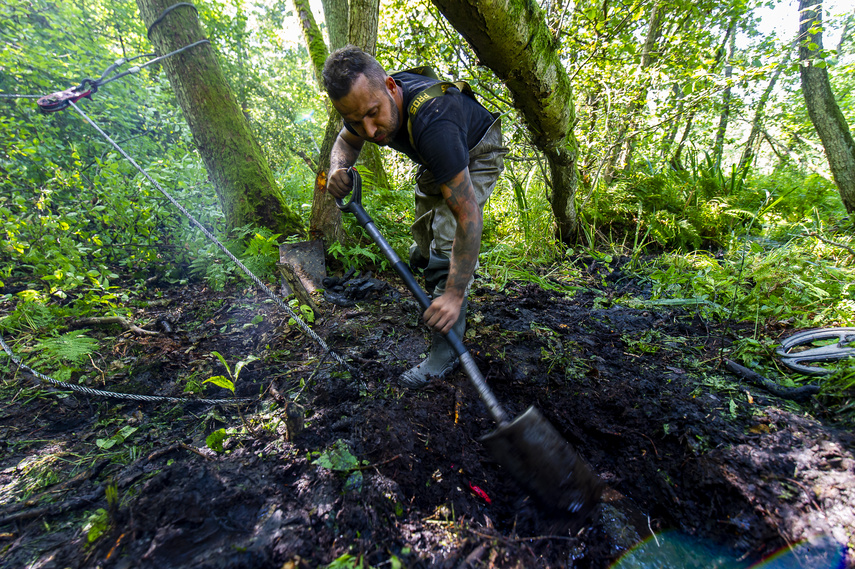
[1,258,853,568]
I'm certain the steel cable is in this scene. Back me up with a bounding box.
[0,333,251,405]
[67,100,357,377]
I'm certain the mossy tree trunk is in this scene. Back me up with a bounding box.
[430,0,581,242]
[798,0,855,214]
[294,0,386,245]
[136,0,304,237]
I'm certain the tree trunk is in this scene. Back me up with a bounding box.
[713,25,736,168]
[136,0,304,237]
[344,0,389,196]
[660,83,684,160]
[294,0,344,242]
[322,0,349,53]
[737,56,787,176]
[431,0,581,242]
[670,111,695,171]
[295,0,330,84]
[295,0,386,244]
[798,0,855,213]
[604,2,663,183]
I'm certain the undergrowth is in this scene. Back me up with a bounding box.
[1,99,853,422]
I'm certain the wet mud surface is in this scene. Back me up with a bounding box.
[1,264,853,568]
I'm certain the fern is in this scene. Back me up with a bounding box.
[0,301,57,333]
[34,329,99,365]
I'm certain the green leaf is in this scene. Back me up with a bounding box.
[118,426,138,440]
[314,439,359,472]
[202,375,235,393]
[234,355,259,380]
[83,508,110,543]
[95,438,117,450]
[206,428,227,452]
[211,351,231,377]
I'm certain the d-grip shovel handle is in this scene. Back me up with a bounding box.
[335,168,509,425]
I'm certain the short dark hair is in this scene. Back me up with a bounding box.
[323,45,388,100]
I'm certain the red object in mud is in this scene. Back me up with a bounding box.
[468,482,491,504]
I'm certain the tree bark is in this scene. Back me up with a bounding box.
[136,0,304,237]
[322,0,349,55]
[431,0,581,242]
[295,0,330,84]
[798,0,855,213]
[659,83,684,160]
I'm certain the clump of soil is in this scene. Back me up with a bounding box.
[1,263,853,568]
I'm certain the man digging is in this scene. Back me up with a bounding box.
[323,46,507,389]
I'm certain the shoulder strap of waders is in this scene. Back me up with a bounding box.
[390,66,477,150]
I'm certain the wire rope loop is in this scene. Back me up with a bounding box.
[776,327,855,376]
[147,3,199,39]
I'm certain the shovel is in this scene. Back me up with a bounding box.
[335,168,602,520]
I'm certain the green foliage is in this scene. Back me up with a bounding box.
[325,553,369,569]
[327,240,387,273]
[314,439,365,492]
[185,224,284,291]
[314,439,360,472]
[25,329,98,381]
[32,329,98,365]
[96,425,139,450]
[287,300,315,327]
[643,237,855,327]
[822,360,855,408]
[83,508,111,543]
[203,351,257,394]
[0,301,58,333]
[584,163,754,252]
[202,375,235,393]
[206,428,228,452]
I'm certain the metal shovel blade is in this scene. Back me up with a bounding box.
[480,406,602,519]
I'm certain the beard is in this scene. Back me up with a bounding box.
[375,91,401,146]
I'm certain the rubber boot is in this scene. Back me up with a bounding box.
[400,300,467,389]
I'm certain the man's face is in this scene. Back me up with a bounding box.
[332,73,401,145]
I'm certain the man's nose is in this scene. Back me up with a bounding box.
[364,119,377,138]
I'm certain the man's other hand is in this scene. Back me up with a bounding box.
[424,292,464,335]
[328,168,354,200]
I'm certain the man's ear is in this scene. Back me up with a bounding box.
[384,76,398,95]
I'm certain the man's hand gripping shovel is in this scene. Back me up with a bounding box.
[335,168,602,522]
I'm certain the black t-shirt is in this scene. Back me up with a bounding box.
[345,71,494,185]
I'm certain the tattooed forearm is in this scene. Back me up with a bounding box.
[330,132,362,171]
[442,168,483,298]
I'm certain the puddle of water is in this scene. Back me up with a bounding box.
[610,531,847,569]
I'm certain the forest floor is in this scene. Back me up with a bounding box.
[1,257,853,569]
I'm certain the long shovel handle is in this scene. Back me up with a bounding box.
[335,168,510,426]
